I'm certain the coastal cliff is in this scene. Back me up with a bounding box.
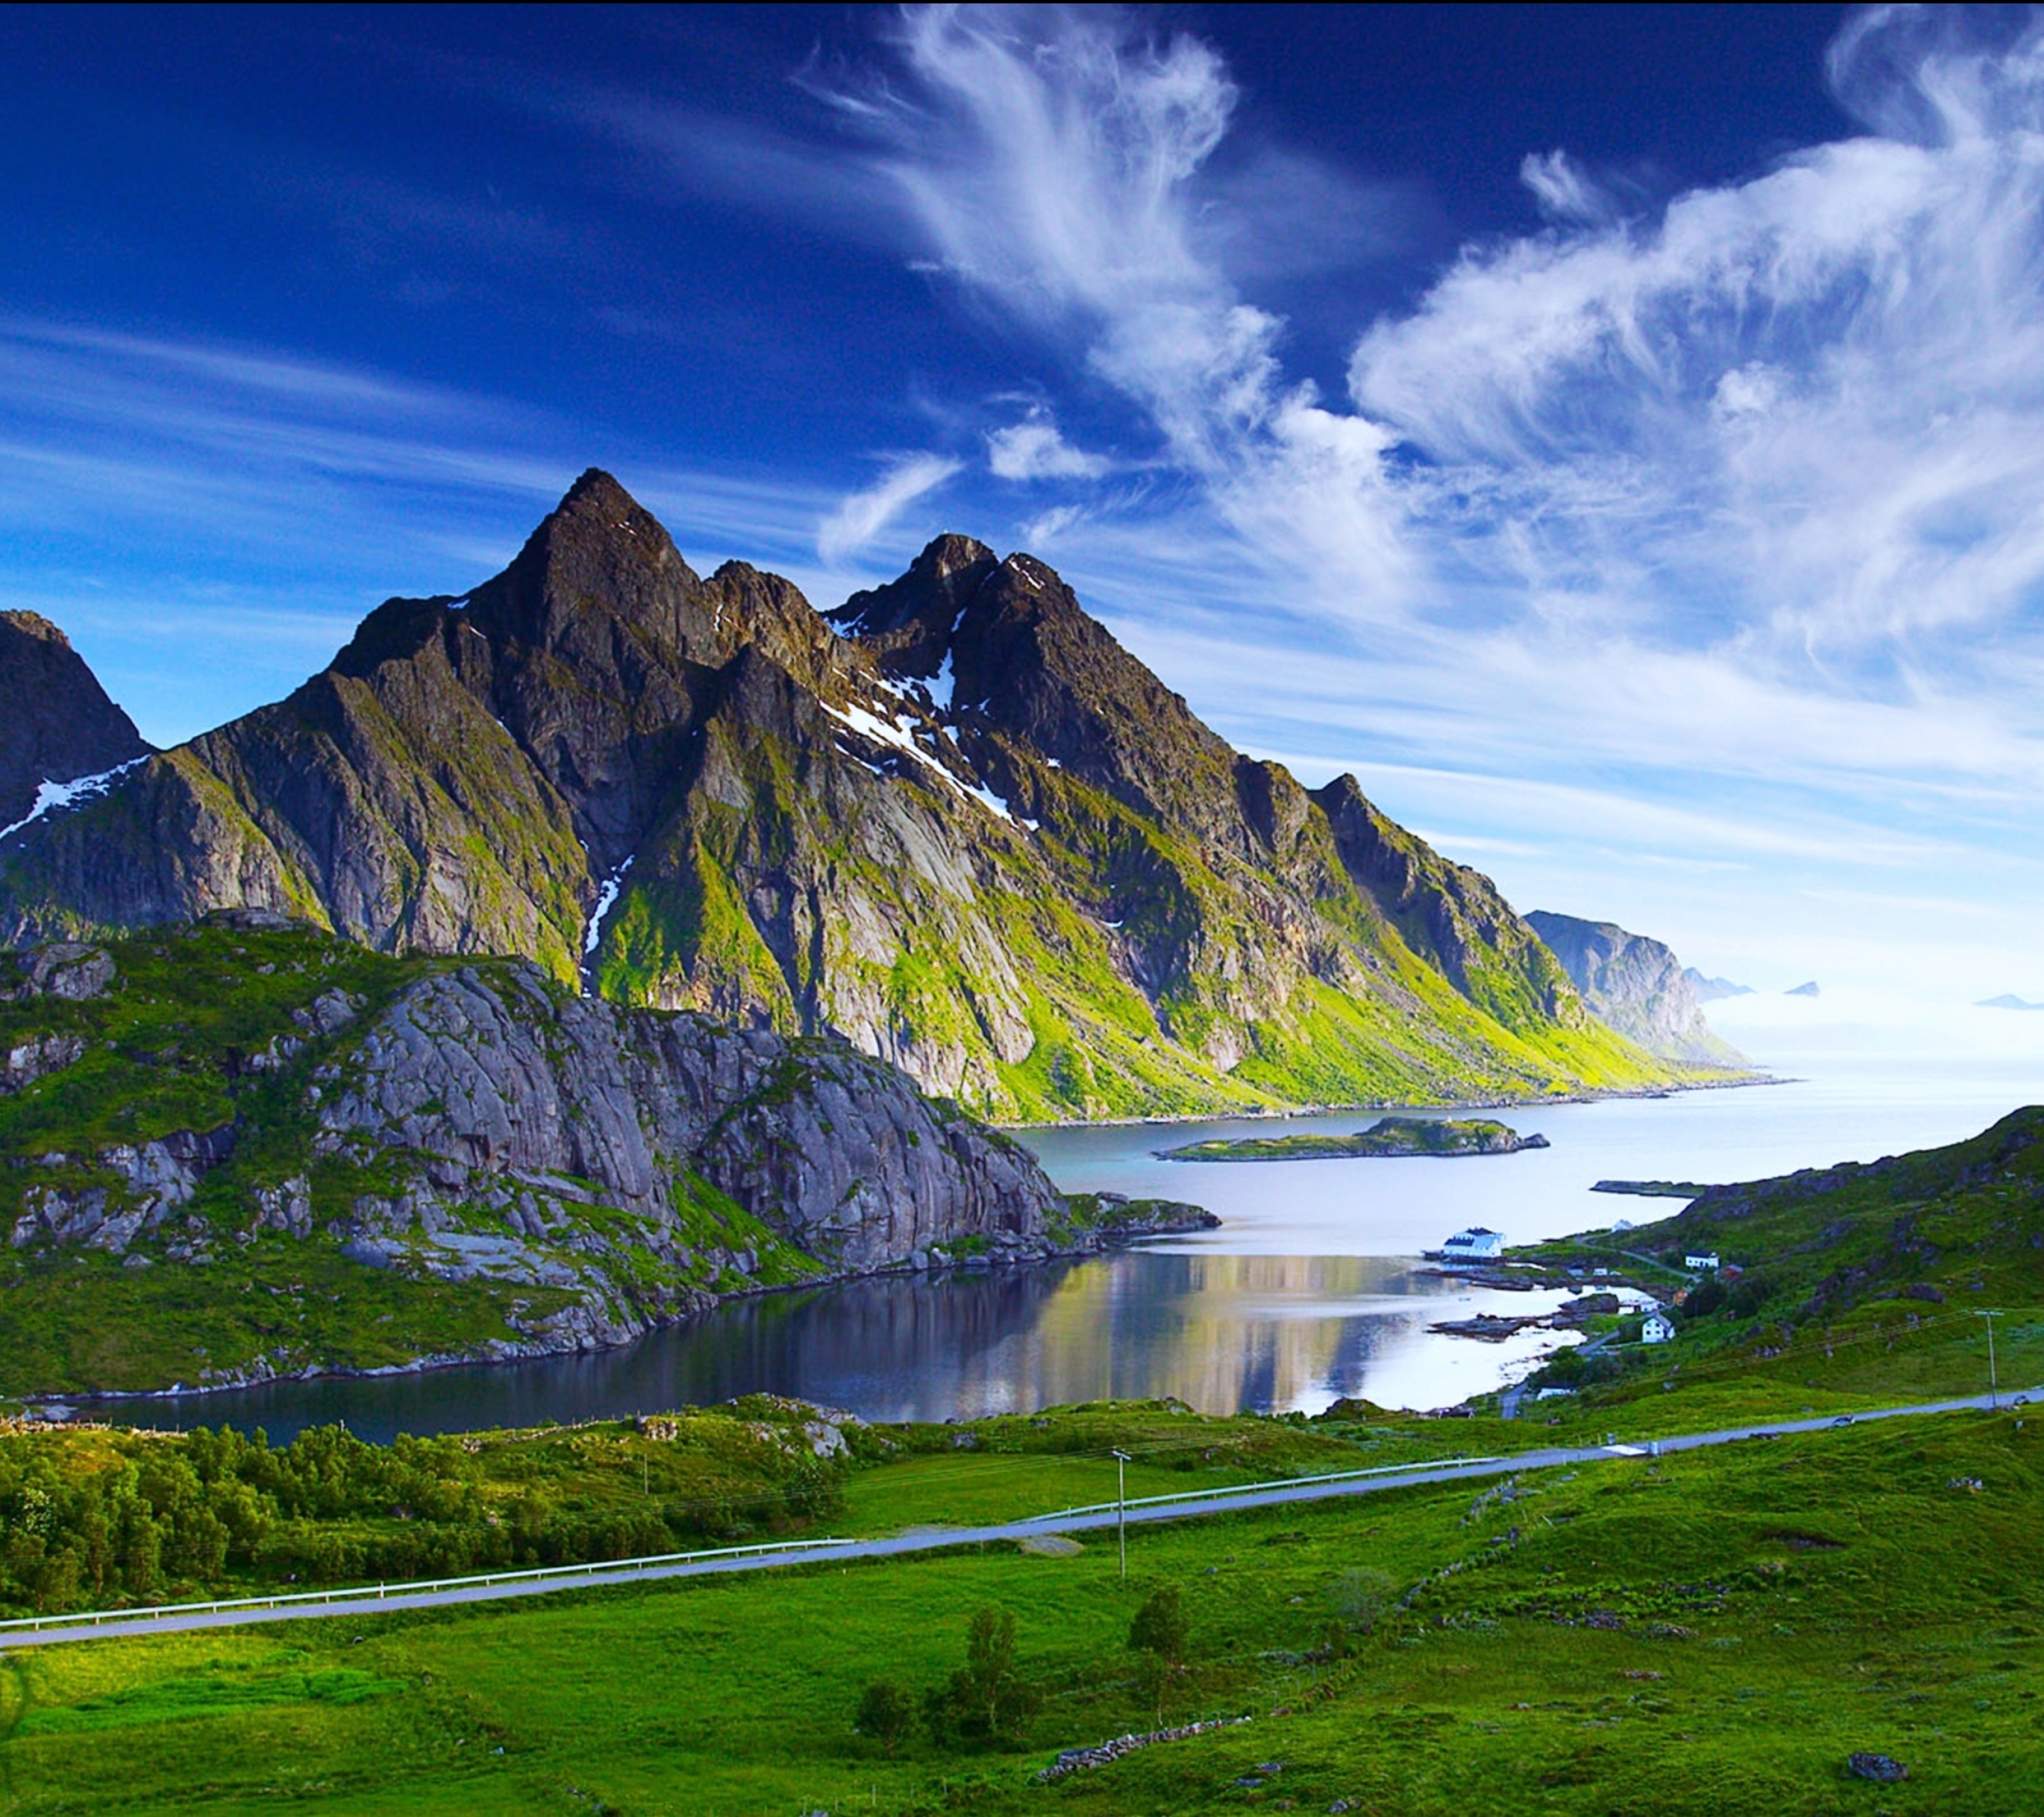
[1526,910,1746,1067]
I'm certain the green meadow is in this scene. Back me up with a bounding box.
[1,1407,2040,1813]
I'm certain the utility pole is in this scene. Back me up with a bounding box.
[1976,1310,2004,1410]
[1111,1450,1132,1579]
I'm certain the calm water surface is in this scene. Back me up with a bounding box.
[133,1011,2044,1442]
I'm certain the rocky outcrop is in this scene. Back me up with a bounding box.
[0,613,151,830]
[317,962,1058,1281]
[9,941,116,1001]
[1527,911,1745,1067]
[0,473,1693,1119]
[1,938,1065,1376]
[1,1032,85,1093]
[10,1127,236,1253]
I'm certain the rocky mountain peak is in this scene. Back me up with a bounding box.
[1,609,71,647]
[0,478,1693,1120]
[467,468,707,662]
[829,533,999,675]
[0,612,151,828]
[945,551,1245,840]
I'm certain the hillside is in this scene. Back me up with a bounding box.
[0,917,1138,1395]
[0,471,1697,1120]
[1522,1106,2044,1424]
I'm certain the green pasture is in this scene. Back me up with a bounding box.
[1,1407,2038,1813]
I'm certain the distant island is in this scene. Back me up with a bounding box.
[1158,1114,1549,1163]
[1978,994,2044,1012]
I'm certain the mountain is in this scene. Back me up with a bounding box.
[1977,994,2044,1011]
[1787,981,1821,998]
[0,471,1695,1120]
[1683,966,1754,1004]
[0,611,152,830]
[1526,911,1746,1067]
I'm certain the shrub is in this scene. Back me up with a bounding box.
[855,1679,913,1757]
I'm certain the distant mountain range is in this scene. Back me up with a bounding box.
[0,471,1722,1120]
[1526,913,1747,1067]
[1682,966,1754,1004]
[1978,994,2044,1011]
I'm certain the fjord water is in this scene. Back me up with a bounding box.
[165,999,2044,1443]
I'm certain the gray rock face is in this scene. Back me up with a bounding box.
[11,943,116,1001]
[1527,911,1746,1067]
[0,613,152,829]
[304,962,1062,1319]
[4,951,1068,1376]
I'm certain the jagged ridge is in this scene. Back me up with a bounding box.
[0,471,1699,1119]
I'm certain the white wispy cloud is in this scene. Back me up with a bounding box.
[780,5,2044,994]
[816,453,962,564]
[986,412,1104,481]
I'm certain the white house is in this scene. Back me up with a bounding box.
[1436,1226,1505,1263]
[1684,1251,1720,1272]
[1641,1312,1676,1344]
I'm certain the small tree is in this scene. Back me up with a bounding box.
[1128,1586,1189,1722]
[1326,1567,1395,1654]
[855,1679,913,1757]
[929,1606,1040,1745]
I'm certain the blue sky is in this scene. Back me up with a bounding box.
[10,3,2044,1014]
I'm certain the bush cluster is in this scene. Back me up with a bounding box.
[0,1416,846,1616]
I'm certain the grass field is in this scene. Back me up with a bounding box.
[1,1406,2038,1813]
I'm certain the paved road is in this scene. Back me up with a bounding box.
[2,1388,2025,1651]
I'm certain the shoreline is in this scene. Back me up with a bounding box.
[21,1205,1219,1412]
[997,1069,1787,1133]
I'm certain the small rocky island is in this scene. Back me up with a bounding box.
[1158,1114,1549,1163]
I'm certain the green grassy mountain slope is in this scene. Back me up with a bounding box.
[0,471,1702,1119]
[1515,1106,2044,1427]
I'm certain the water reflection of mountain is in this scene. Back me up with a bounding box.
[167,1253,1482,1444]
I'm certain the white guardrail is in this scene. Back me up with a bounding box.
[4,1459,1504,1637]
[0,1534,857,1635]
[1036,1455,1501,1522]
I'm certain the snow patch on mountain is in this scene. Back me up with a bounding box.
[0,757,148,845]
[823,701,1016,823]
[584,855,634,957]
